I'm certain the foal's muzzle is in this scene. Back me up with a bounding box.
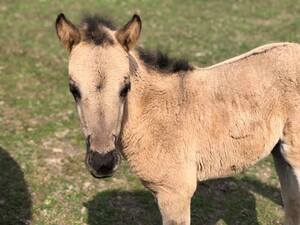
[85,136,120,178]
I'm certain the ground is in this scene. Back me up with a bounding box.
[0,0,300,224]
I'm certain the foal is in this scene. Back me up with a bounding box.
[56,13,300,225]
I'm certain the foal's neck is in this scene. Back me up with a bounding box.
[121,50,195,146]
[119,51,197,178]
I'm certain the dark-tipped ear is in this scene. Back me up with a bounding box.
[116,14,142,51]
[55,13,80,52]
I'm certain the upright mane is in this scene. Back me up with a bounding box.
[79,15,193,73]
[136,48,193,73]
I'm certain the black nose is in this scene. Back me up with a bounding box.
[86,150,118,178]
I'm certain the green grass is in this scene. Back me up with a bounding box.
[0,0,299,224]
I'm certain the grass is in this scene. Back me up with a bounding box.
[0,0,299,224]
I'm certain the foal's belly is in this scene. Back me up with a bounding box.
[196,115,284,181]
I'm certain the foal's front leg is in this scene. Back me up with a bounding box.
[156,190,193,225]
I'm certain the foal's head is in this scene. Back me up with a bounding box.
[55,13,141,178]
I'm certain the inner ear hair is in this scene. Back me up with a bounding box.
[55,13,81,52]
[116,14,142,51]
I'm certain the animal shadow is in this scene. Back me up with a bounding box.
[191,177,282,225]
[85,177,282,225]
[0,147,32,225]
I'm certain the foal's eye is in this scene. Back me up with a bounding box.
[120,83,131,97]
[69,83,81,100]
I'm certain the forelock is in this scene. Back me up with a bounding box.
[80,15,116,46]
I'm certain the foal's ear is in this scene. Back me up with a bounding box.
[116,14,142,51]
[55,13,80,52]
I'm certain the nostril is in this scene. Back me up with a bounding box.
[89,153,93,164]
[86,135,91,151]
[112,134,117,143]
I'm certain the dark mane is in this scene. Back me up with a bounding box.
[137,48,193,73]
[79,15,193,73]
[80,15,116,45]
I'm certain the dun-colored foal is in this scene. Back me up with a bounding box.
[56,13,300,225]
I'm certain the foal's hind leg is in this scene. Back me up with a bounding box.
[272,144,300,225]
[273,118,300,225]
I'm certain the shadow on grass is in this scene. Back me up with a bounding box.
[0,147,32,225]
[85,177,281,225]
[191,177,282,225]
[85,189,161,225]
